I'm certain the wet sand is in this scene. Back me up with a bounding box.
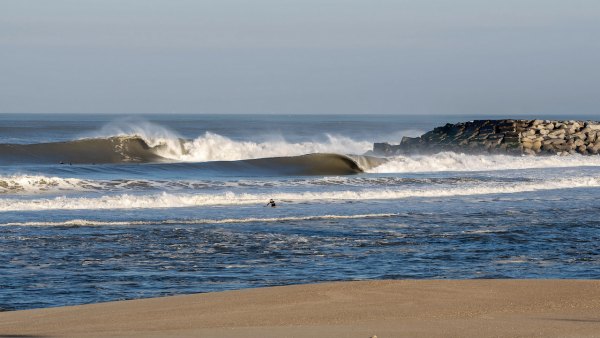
[2,280,600,337]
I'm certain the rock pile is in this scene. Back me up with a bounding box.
[373,120,600,156]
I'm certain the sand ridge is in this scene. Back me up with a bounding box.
[1,280,600,337]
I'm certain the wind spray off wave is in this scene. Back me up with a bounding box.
[0,120,373,165]
[92,119,373,161]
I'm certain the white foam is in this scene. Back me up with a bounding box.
[369,152,600,173]
[0,175,412,195]
[0,175,92,194]
[1,176,599,211]
[0,175,173,195]
[1,213,399,227]
[171,132,373,162]
[90,119,373,161]
[0,175,399,195]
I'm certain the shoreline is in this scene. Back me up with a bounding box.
[2,280,600,337]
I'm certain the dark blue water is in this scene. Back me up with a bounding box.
[2,114,600,310]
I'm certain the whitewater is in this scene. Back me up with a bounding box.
[3,114,600,310]
[2,176,600,212]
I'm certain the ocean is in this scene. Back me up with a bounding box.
[2,114,600,311]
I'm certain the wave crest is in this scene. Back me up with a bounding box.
[91,119,372,162]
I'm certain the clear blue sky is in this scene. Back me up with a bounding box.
[1,0,599,114]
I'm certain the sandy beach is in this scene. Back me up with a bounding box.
[1,280,600,337]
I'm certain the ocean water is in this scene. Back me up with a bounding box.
[2,114,600,311]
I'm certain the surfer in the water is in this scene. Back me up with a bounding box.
[266,199,276,207]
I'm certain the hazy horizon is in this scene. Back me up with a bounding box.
[2,0,599,115]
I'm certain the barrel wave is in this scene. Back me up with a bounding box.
[0,136,377,175]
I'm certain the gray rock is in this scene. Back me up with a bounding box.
[371,119,600,157]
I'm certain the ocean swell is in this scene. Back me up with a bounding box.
[0,135,370,175]
[0,136,164,164]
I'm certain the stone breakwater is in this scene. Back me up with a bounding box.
[374,120,600,156]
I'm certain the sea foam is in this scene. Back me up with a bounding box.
[369,152,600,173]
[91,120,373,161]
[1,213,399,227]
[0,175,91,194]
[1,176,599,211]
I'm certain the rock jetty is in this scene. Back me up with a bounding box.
[374,120,600,156]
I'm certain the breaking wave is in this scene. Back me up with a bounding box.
[1,176,599,211]
[0,117,376,175]
[0,137,370,175]
[92,119,374,161]
[160,132,372,162]
[3,120,600,175]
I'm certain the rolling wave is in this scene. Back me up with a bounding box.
[0,135,371,175]
[0,136,163,164]
[48,127,369,165]
[90,120,374,161]
[3,118,600,175]
[156,132,373,162]
[1,176,599,211]
[0,128,378,175]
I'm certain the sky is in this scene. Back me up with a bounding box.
[1,0,599,115]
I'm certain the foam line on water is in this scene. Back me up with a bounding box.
[0,174,508,195]
[0,175,410,195]
[1,213,400,227]
[1,176,599,211]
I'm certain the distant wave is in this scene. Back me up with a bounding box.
[0,130,377,177]
[1,213,400,227]
[158,132,373,162]
[368,152,600,173]
[1,176,599,211]
[86,120,374,162]
[4,119,600,176]
[0,135,372,175]
[0,136,164,164]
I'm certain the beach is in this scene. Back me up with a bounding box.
[3,0,600,336]
[3,115,600,335]
[2,280,600,337]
